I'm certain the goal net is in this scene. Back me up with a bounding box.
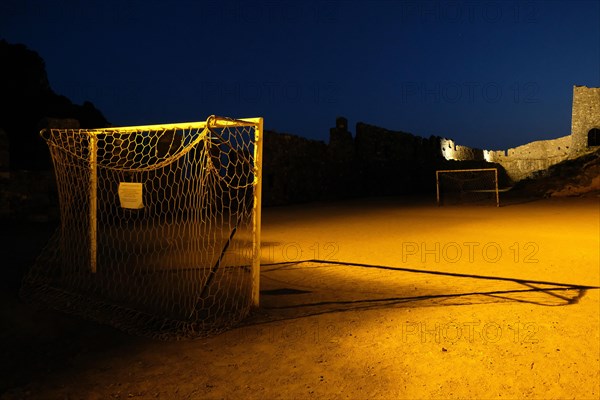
[21,115,263,339]
[436,168,500,207]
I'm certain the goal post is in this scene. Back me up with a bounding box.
[22,115,263,339]
[251,117,263,309]
[436,168,500,207]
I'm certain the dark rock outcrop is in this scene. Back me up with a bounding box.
[0,40,109,170]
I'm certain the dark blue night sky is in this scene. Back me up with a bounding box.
[2,0,599,150]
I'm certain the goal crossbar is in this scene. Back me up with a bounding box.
[69,116,262,134]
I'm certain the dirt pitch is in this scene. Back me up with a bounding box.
[1,195,599,399]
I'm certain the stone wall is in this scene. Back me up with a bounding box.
[326,117,355,199]
[485,135,572,182]
[440,138,484,161]
[442,135,573,183]
[354,122,445,195]
[261,119,501,205]
[262,130,328,206]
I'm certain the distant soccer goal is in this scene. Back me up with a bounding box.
[436,168,501,207]
[21,115,263,339]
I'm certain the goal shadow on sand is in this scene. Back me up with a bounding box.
[251,259,597,323]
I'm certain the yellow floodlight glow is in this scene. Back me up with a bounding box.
[484,149,492,162]
[441,138,456,161]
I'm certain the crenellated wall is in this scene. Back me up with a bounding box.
[261,119,500,205]
[484,135,572,182]
[440,138,484,161]
[261,120,440,205]
[443,134,574,183]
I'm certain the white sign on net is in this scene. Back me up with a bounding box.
[118,182,144,209]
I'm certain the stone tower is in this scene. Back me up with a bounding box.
[570,85,600,154]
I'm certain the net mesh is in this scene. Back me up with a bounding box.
[21,116,262,340]
[436,168,499,206]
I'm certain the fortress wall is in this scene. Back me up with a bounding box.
[354,122,444,195]
[440,138,484,161]
[485,135,572,182]
[441,135,574,183]
[262,130,329,206]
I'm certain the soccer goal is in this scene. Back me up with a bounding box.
[21,115,263,339]
[436,168,501,207]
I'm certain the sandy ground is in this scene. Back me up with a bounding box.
[1,195,599,399]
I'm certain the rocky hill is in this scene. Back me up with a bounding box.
[0,40,109,170]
